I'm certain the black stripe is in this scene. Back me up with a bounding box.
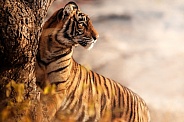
[47,62,70,75]
[77,106,85,121]
[88,116,96,122]
[64,33,71,40]
[113,85,117,109]
[113,82,117,96]
[95,73,101,97]
[57,58,70,64]
[131,94,137,122]
[54,29,67,46]
[70,20,75,36]
[97,74,101,86]
[93,73,98,89]
[85,66,89,84]
[108,78,113,95]
[121,86,126,116]
[36,54,47,66]
[62,66,78,109]
[51,77,70,85]
[116,84,121,108]
[129,91,134,122]
[103,76,110,99]
[100,93,106,116]
[78,65,83,83]
[114,85,122,118]
[75,95,83,117]
[47,35,52,52]
[47,49,71,65]
[88,72,92,101]
[64,18,71,33]
[112,98,116,119]
[73,14,78,21]
[69,99,78,115]
[57,8,64,20]
[65,66,81,110]
[117,84,124,117]
[73,67,82,91]
[66,63,77,90]
[53,48,65,54]
[125,88,129,115]
[77,88,83,108]
[134,94,138,122]
[126,90,132,122]
[53,25,72,47]
[63,90,75,110]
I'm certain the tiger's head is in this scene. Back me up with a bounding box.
[43,1,99,50]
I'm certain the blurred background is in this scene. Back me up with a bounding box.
[48,0,184,121]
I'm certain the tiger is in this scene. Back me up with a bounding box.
[36,1,150,122]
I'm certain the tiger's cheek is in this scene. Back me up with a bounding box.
[84,29,91,38]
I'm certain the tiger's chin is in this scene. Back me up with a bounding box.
[85,43,95,50]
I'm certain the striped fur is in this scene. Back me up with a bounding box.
[36,1,150,122]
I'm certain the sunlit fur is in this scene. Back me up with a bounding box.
[36,1,150,122]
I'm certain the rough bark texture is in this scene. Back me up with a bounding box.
[0,0,54,121]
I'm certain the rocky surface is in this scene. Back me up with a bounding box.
[49,0,184,121]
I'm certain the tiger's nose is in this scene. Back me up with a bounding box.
[92,34,99,41]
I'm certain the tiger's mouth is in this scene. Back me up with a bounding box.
[78,38,97,50]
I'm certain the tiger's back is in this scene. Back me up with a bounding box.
[36,1,150,122]
[54,63,150,122]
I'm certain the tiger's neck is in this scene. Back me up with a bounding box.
[36,37,75,85]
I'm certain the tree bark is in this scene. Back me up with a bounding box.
[0,0,54,121]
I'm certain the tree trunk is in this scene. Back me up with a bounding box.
[0,0,54,121]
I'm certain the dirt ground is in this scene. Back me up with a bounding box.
[49,0,184,121]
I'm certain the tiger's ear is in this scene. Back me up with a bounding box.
[57,8,64,20]
[63,1,78,16]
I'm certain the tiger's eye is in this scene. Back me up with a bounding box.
[78,23,83,29]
